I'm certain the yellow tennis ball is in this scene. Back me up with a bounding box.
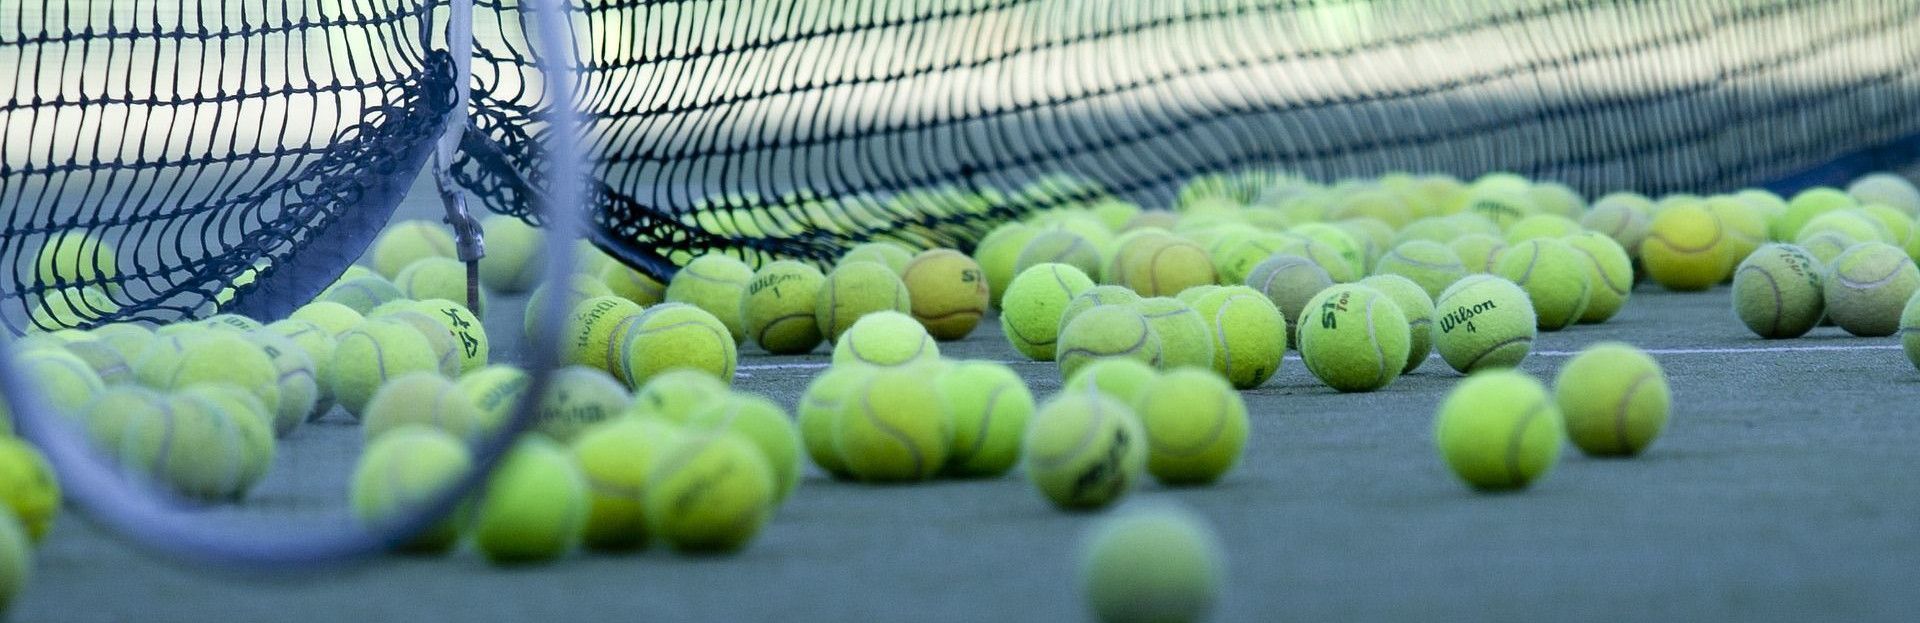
[1824,241,1920,337]
[1118,237,1218,297]
[406,299,489,374]
[364,371,490,443]
[1000,263,1096,361]
[835,367,953,482]
[370,220,457,279]
[1128,297,1214,371]
[1357,274,1435,374]
[1433,370,1563,491]
[242,330,319,437]
[1554,342,1671,456]
[1059,285,1142,334]
[1023,391,1146,510]
[1079,504,1225,623]
[665,254,754,345]
[350,424,473,554]
[1297,284,1410,392]
[1461,188,1535,231]
[644,430,776,553]
[1704,195,1769,267]
[117,388,263,501]
[395,256,486,314]
[935,361,1033,477]
[0,438,59,542]
[32,230,117,289]
[1056,305,1163,381]
[1774,187,1856,242]
[1561,232,1634,324]
[685,393,803,502]
[1794,228,1861,266]
[742,260,826,354]
[1503,214,1582,243]
[367,308,460,377]
[318,275,407,314]
[289,301,365,338]
[974,223,1042,308]
[472,438,590,564]
[1902,292,1920,371]
[1063,357,1158,406]
[1244,253,1332,347]
[525,274,615,344]
[628,369,731,423]
[1016,229,1104,280]
[328,319,438,418]
[1189,286,1285,389]
[1433,275,1537,374]
[1582,192,1654,257]
[477,215,548,294]
[201,313,263,333]
[814,261,912,343]
[569,416,684,551]
[264,319,338,417]
[1134,368,1247,485]
[136,331,282,416]
[902,249,990,340]
[563,296,645,379]
[1732,243,1826,338]
[1210,231,1290,286]
[27,286,117,329]
[180,384,276,495]
[1105,230,1177,285]
[455,364,531,430]
[598,262,666,307]
[831,311,939,367]
[1374,240,1466,300]
[1448,233,1508,274]
[1286,223,1367,281]
[531,366,632,443]
[1642,201,1732,291]
[796,366,873,479]
[1493,238,1593,331]
[56,339,131,387]
[839,241,916,275]
[618,303,739,389]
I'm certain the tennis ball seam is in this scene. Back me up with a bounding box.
[953,384,1011,462]
[1648,220,1723,254]
[1572,246,1631,295]
[1504,398,1552,487]
[1464,336,1533,372]
[1146,391,1228,458]
[1028,394,1107,471]
[1739,266,1786,336]
[1835,263,1907,289]
[1613,372,1658,453]
[756,312,814,346]
[1365,296,1389,387]
[857,388,928,475]
[1058,317,1156,364]
[1385,248,1464,271]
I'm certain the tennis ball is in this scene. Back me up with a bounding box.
[574,240,615,275]
[1210,231,1291,285]
[1016,229,1104,279]
[33,230,117,287]
[665,255,754,345]
[1494,238,1593,331]
[835,367,953,482]
[796,366,872,479]
[1902,292,1920,371]
[1732,244,1826,338]
[1582,192,1654,257]
[364,371,490,443]
[473,438,590,564]
[350,425,473,554]
[12,348,105,418]
[318,275,406,315]
[1433,275,1537,374]
[1375,240,1467,299]
[1080,504,1225,623]
[370,220,457,279]
[1528,181,1588,219]
[840,241,916,275]
[1189,286,1286,389]
[1001,263,1096,361]
[1023,391,1146,510]
[902,249,990,340]
[831,311,939,367]
[1064,357,1159,406]
[742,260,826,354]
[1297,285,1410,392]
[1554,343,1671,456]
[242,331,319,436]
[532,366,632,442]
[456,365,532,430]
[644,430,776,552]
[1287,223,1368,279]
[1704,196,1769,267]
[180,384,276,494]
[1244,253,1332,346]
[525,275,616,343]
[1449,233,1508,273]
[618,303,739,389]
[598,262,666,307]
[1116,237,1217,297]
[1795,228,1861,266]
[328,319,439,418]
[686,393,803,502]
[88,322,154,360]
[289,301,364,337]
[1824,241,1920,337]
[1105,230,1176,284]
[406,299,489,374]
[1134,369,1247,485]
[395,257,486,314]
[1774,187,1856,242]
[1462,188,1535,230]
[974,222,1042,308]
[61,339,132,386]
[563,296,645,379]
[1433,370,1563,491]
[1338,217,1402,266]
[137,331,282,417]
[628,369,731,423]
[1849,172,1920,215]
[28,286,116,329]
[369,308,460,377]
[568,416,684,550]
[1736,188,1790,223]
[477,215,547,294]
[125,387,267,500]
[0,438,59,542]
[1562,232,1634,323]
[815,261,912,343]
[1357,274,1435,374]
[1860,205,1916,251]
[1128,297,1215,371]
[263,319,339,418]
[1504,214,1583,243]
[934,361,1033,477]
[1175,284,1222,306]
[202,313,264,333]
[1059,285,1142,334]
[1057,306,1164,381]
[1798,210,1889,245]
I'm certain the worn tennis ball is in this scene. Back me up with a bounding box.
[839,241,916,275]
[350,425,473,554]
[1057,305,1164,381]
[902,249,990,340]
[1064,358,1159,406]
[472,438,590,564]
[328,319,438,418]
[289,301,365,338]
[1105,230,1177,285]
[1642,201,1732,291]
[1704,195,1769,268]
[1824,241,1920,336]
[1374,240,1467,300]
[974,223,1042,308]
[130,386,271,501]
[644,430,776,553]
[1502,214,1581,244]
[88,322,154,360]
[1189,286,1286,390]
[1554,343,1671,457]
[1849,172,1920,215]
[363,371,491,443]
[1433,370,1563,491]
[1582,192,1654,257]
[477,215,547,294]
[1016,229,1104,279]
[263,319,339,418]
[567,416,684,550]
[369,308,461,377]
[1774,187,1857,242]
[627,368,731,424]
[1244,253,1332,346]
[33,230,117,288]
[1128,297,1215,371]
[1357,274,1435,374]
[742,260,826,354]
[241,330,319,437]
[835,367,953,482]
[685,393,803,502]
[562,295,645,379]
[831,311,939,367]
[454,365,532,433]
[370,220,457,279]
[1732,244,1826,338]
[525,274,616,344]
[795,366,871,479]
[1286,223,1367,281]
[1058,286,1142,335]
[815,261,912,343]
[532,366,632,443]
[1494,238,1593,331]
[934,361,1033,477]
[1134,369,1247,485]
[1297,284,1410,392]
[1210,231,1291,286]
[1798,210,1889,245]
[136,331,283,417]
[61,339,132,386]
[1794,228,1862,267]
[1528,180,1588,219]
[1448,233,1508,274]
[1116,237,1217,297]
[395,257,486,314]
[10,349,104,419]
[1433,275,1537,374]
[1561,232,1634,324]
[24,286,116,329]
[618,303,739,389]
[665,254,754,345]
[1023,391,1146,510]
[0,438,59,542]
[1079,504,1225,623]
[318,275,407,315]
[1001,263,1096,361]
[182,384,277,495]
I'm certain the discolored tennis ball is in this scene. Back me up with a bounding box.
[1105,230,1177,285]
[1849,172,1920,215]
[1562,232,1634,324]
[454,364,532,434]
[350,425,473,554]
[1433,370,1563,491]
[1244,253,1332,346]
[1128,297,1215,371]
[61,339,132,386]
[1798,210,1889,246]
[839,241,916,275]
[644,430,776,553]
[0,438,59,542]
[665,254,754,345]
[795,365,872,479]
[742,260,826,354]
[1494,238,1593,331]
[814,261,911,344]
[831,311,939,367]
[1079,504,1225,623]
[328,319,439,418]
[473,438,591,564]
[1503,214,1582,243]
[901,249,990,340]
[973,222,1042,308]
[242,330,319,437]
[1375,240,1467,300]
[1117,236,1218,297]
[1357,274,1435,374]
[476,215,547,294]
[1287,223,1368,280]
[1273,232,1360,284]
[1133,369,1248,485]
[525,274,616,344]
[1528,180,1588,219]
[1553,342,1671,457]
[1704,196,1769,269]
[531,366,632,443]
[935,361,1034,477]
[1189,286,1286,390]
[1056,305,1164,382]
[1000,263,1096,361]
[835,367,954,482]
[627,369,731,424]
[1016,229,1104,280]
[567,416,684,550]
[370,220,457,279]
[9,349,105,419]
[1732,244,1826,338]
[289,301,365,338]
[1448,233,1508,274]
[1433,275,1537,374]
[618,303,739,389]
[137,331,283,418]
[1297,285,1410,392]
[369,308,461,377]
[132,386,273,501]
[1823,241,1920,337]
[318,275,407,315]
[395,257,486,314]
[1774,187,1856,242]
[363,371,490,443]
[1582,192,1654,257]
[33,230,117,287]
[1023,391,1146,510]
[1210,231,1291,286]
[185,384,278,492]
[685,392,804,502]
[563,296,645,379]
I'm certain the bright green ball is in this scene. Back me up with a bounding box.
[0,438,60,542]
[795,366,874,479]
[838,241,916,275]
[973,223,1042,309]
[524,275,615,345]
[628,369,731,424]
[1134,368,1247,485]
[1298,284,1410,392]
[665,254,754,345]
[1432,275,1536,374]
[618,303,738,389]
[455,364,532,430]
[1374,240,1466,300]
[350,425,473,554]
[1433,370,1563,491]
[136,331,282,417]
[1000,263,1095,361]
[1503,214,1582,243]
[1189,286,1285,390]
[569,416,685,551]
[33,230,117,288]
[1058,285,1141,335]
[242,330,319,436]
[370,220,456,280]
[1127,297,1214,371]
[11,348,105,417]
[363,371,491,444]
[1561,232,1634,324]
[830,311,938,367]
[1824,241,1920,337]
[328,319,439,418]
[1244,253,1332,346]
[1493,238,1593,331]
[834,367,953,482]
[395,257,486,315]
[318,275,406,315]
[1079,504,1225,623]
[1553,342,1671,456]
[935,361,1033,477]
[1063,358,1158,406]
[1356,274,1435,374]
[643,431,776,553]
[477,215,548,294]
[1023,391,1145,510]
[533,366,632,443]
[814,261,911,344]
[407,299,490,375]
[473,438,590,564]
[742,260,827,354]
[1056,305,1162,382]
[685,392,803,503]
